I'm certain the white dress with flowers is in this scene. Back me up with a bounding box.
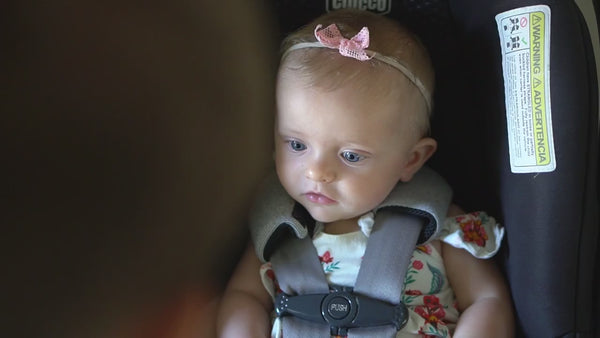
[260,212,504,338]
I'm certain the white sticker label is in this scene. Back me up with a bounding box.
[496,5,556,173]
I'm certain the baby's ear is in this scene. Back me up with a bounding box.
[399,137,437,182]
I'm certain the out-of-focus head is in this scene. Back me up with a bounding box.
[4,1,274,337]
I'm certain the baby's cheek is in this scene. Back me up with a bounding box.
[346,186,389,214]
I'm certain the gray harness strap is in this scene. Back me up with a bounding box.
[270,230,330,296]
[270,228,331,337]
[349,209,423,338]
[270,209,423,337]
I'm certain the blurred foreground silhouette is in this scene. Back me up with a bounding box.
[3,1,276,337]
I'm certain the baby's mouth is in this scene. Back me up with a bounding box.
[304,192,337,205]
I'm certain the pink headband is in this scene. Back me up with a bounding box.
[282,24,432,113]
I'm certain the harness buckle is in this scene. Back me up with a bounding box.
[275,287,409,336]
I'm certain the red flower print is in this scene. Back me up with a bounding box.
[457,214,488,247]
[405,290,423,296]
[415,295,446,328]
[266,269,276,281]
[416,245,432,254]
[319,251,333,264]
[265,268,281,293]
[412,260,424,270]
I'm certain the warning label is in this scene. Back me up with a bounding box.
[496,5,556,173]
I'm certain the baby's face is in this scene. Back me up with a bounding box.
[275,71,424,224]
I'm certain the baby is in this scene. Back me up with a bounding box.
[218,9,514,337]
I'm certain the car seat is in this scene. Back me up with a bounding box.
[265,0,600,337]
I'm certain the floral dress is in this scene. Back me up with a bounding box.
[260,212,504,338]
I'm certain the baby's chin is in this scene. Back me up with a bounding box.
[300,205,338,224]
[302,205,362,225]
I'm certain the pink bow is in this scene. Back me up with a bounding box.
[314,24,372,61]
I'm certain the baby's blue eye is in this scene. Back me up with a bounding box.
[289,140,307,152]
[342,151,363,163]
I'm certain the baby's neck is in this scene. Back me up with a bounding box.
[323,217,361,235]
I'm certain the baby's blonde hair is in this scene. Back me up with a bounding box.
[279,9,435,135]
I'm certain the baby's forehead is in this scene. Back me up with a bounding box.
[279,52,409,91]
[280,69,422,116]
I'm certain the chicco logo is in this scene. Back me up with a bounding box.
[326,0,392,14]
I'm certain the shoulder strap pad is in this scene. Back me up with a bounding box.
[249,172,311,263]
[375,166,452,244]
[249,167,452,262]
